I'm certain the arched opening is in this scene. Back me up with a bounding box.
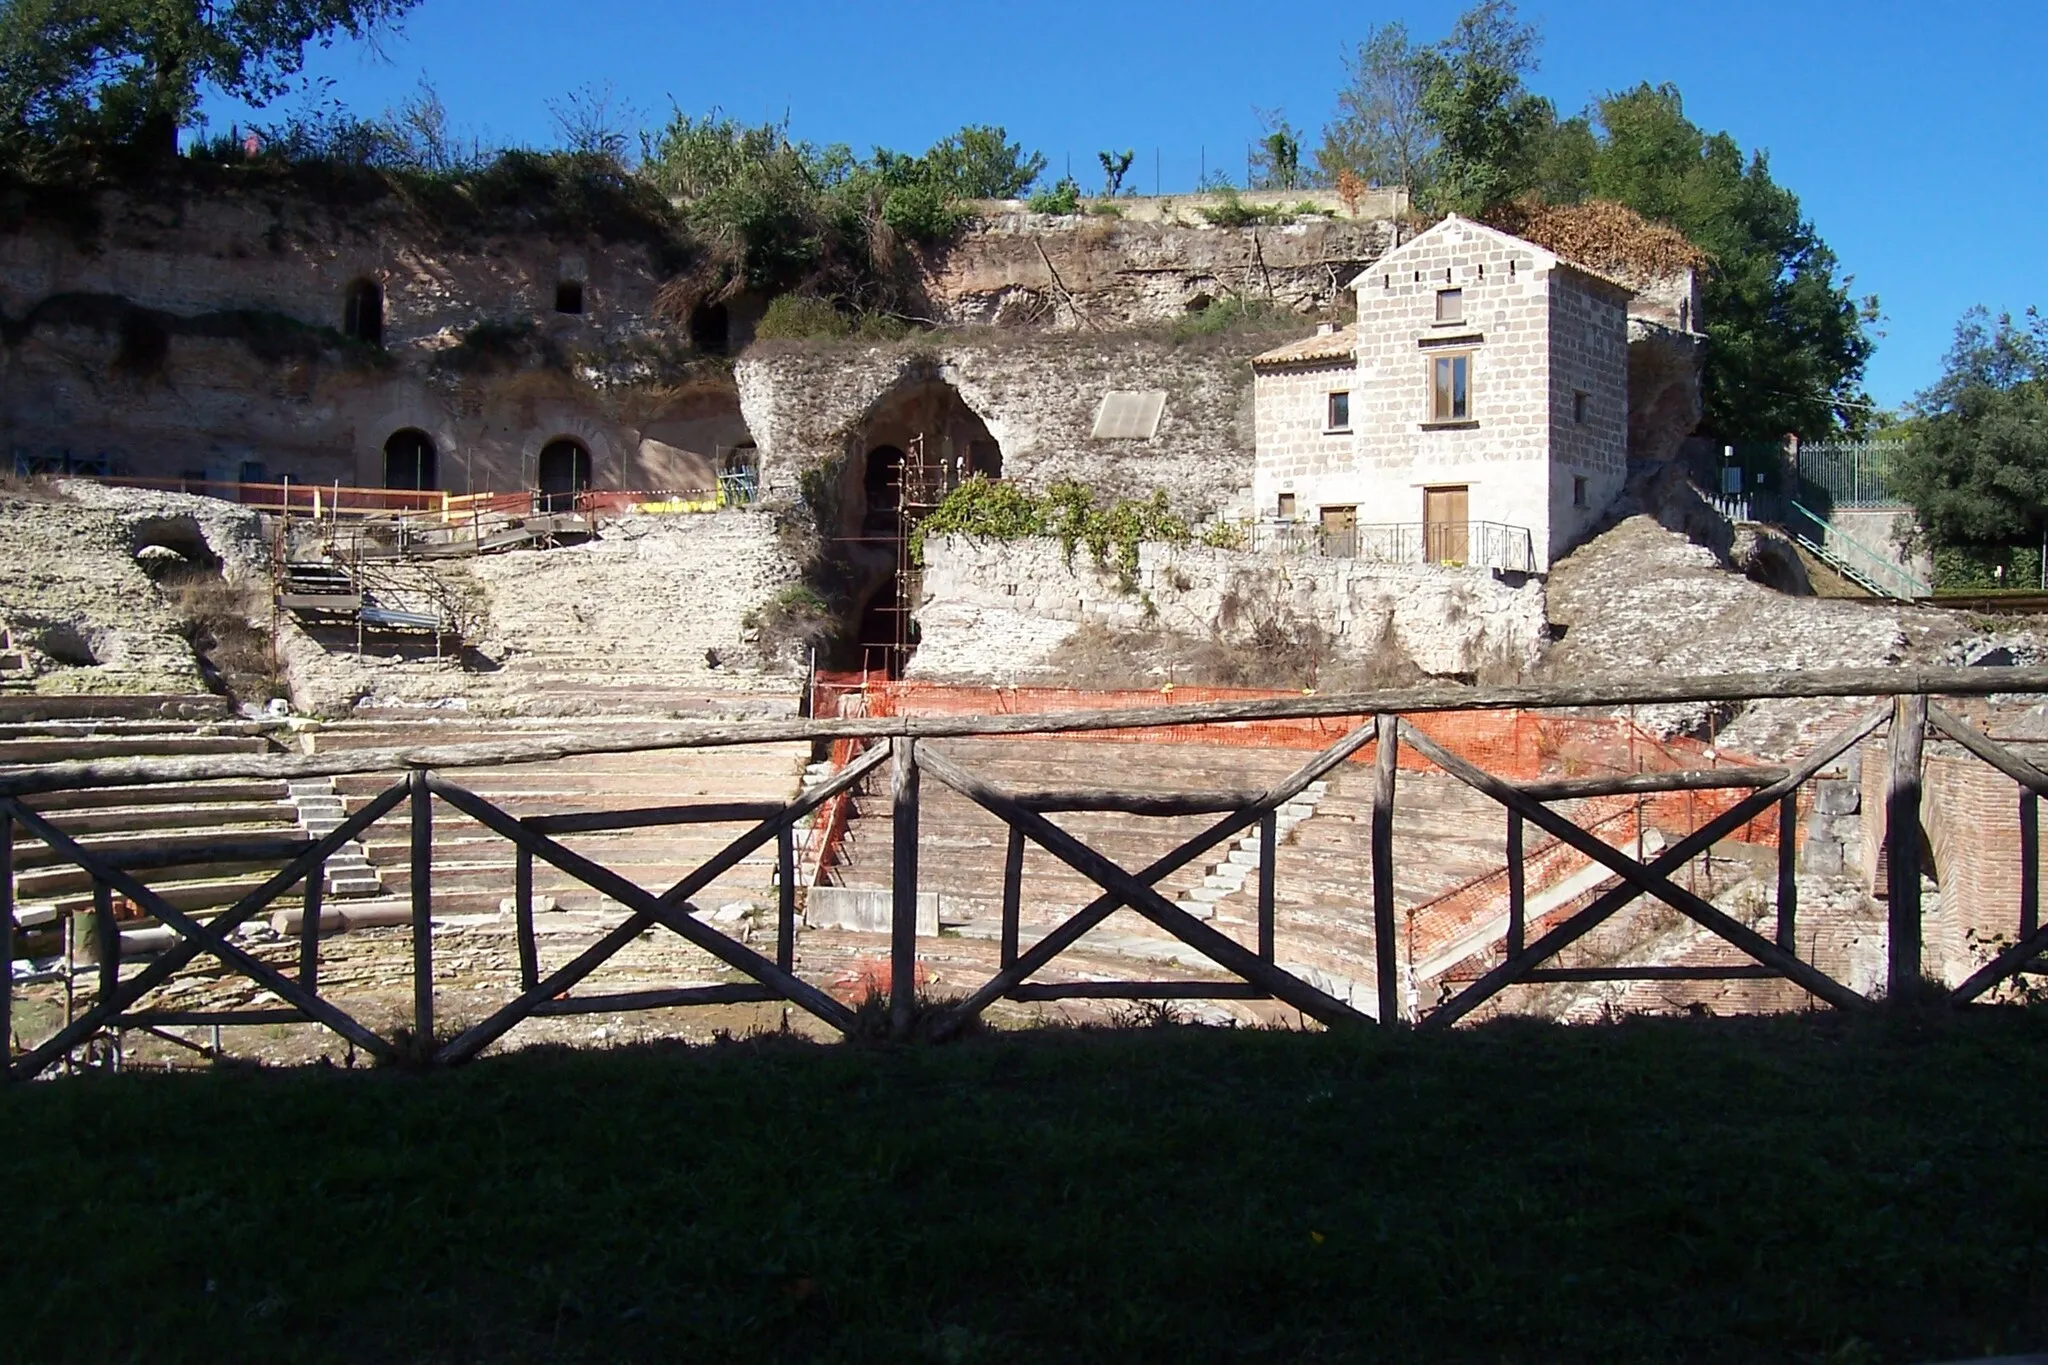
[837,375,1004,678]
[343,278,384,348]
[690,302,731,355]
[537,438,593,513]
[383,429,438,491]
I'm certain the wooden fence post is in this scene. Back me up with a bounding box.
[1000,826,1025,970]
[1258,811,1277,963]
[1886,694,1927,998]
[2023,791,2040,941]
[299,855,325,990]
[2,809,13,1077]
[1372,714,1401,1026]
[411,770,434,1049]
[514,846,538,992]
[1777,794,1799,952]
[777,826,797,975]
[890,737,920,1039]
[1506,810,1525,956]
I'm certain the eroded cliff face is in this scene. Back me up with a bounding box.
[924,214,1397,330]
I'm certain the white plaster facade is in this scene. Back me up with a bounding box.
[1252,216,1633,573]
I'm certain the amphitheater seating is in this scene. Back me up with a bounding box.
[1,721,303,950]
[311,717,808,918]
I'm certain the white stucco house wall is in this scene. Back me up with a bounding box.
[1251,215,1635,574]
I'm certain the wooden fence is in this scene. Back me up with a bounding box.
[9,665,2048,1076]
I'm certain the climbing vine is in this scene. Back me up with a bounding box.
[912,476,1192,590]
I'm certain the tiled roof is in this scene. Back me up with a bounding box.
[1250,325,1357,368]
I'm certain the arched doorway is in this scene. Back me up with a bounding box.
[862,445,905,536]
[538,438,592,513]
[383,429,437,491]
[344,279,384,348]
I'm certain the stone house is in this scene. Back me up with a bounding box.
[1251,215,1637,574]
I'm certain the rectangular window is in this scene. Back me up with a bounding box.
[1276,492,1297,520]
[1573,476,1589,508]
[1435,288,1463,323]
[1573,390,1589,424]
[1430,353,1472,422]
[1326,391,1351,431]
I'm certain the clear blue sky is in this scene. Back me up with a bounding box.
[205,0,2048,410]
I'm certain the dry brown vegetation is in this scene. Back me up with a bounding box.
[163,571,282,703]
[1483,198,1710,281]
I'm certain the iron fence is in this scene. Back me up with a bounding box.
[1245,520,1536,573]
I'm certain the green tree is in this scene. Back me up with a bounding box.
[0,0,421,169]
[921,124,1044,199]
[1317,21,1434,195]
[1248,110,1307,191]
[1096,147,1133,197]
[1568,83,1878,440]
[1891,308,2048,546]
[1413,0,1554,215]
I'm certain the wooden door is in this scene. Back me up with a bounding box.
[1319,504,1357,558]
[1424,486,1469,564]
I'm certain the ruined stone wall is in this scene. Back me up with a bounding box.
[735,332,1270,517]
[912,533,1548,681]
[0,186,754,495]
[926,214,1397,330]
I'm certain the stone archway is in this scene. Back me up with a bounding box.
[383,429,437,491]
[537,438,592,512]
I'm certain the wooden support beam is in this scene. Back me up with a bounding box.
[1014,789,1266,816]
[890,737,920,1040]
[1,809,11,1078]
[916,745,1371,1031]
[934,719,1381,1036]
[530,984,783,1017]
[299,855,324,991]
[1886,695,1928,997]
[776,827,796,975]
[1414,703,1891,1030]
[522,802,788,835]
[1777,795,1798,953]
[1520,965,1781,983]
[2025,792,2040,940]
[1517,767,1789,801]
[1506,810,1526,957]
[1258,811,1277,964]
[92,881,117,1004]
[1008,981,1269,1001]
[7,665,2046,800]
[426,753,877,1063]
[1372,715,1401,1026]
[1000,826,1025,970]
[514,847,538,992]
[410,771,434,1051]
[1928,705,2048,795]
[119,1008,311,1028]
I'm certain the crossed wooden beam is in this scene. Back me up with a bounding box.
[14,691,2048,1074]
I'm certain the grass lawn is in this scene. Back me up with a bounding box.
[6,1010,2048,1363]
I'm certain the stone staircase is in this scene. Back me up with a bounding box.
[284,778,384,898]
[0,720,304,955]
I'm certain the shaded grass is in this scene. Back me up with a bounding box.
[7,1012,2048,1362]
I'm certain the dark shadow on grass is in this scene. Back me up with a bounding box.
[7,1009,2048,1363]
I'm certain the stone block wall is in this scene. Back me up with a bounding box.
[1250,355,1356,518]
[736,333,1266,517]
[912,533,1548,681]
[1545,274,1632,559]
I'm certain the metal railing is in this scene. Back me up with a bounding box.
[1245,520,1537,573]
[8,665,2048,1075]
[1784,500,1930,600]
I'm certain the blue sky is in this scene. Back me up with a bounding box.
[205,0,2048,409]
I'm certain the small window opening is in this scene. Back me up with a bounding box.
[343,278,384,348]
[689,302,731,355]
[1573,476,1590,509]
[1477,263,1485,279]
[1430,353,1472,422]
[555,279,585,314]
[1508,259,1517,280]
[1277,492,1297,520]
[1327,391,1351,431]
[1436,288,1464,324]
[1573,390,1589,424]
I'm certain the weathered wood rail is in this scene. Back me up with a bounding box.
[8,665,2048,1076]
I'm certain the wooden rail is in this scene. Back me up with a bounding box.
[10,664,2048,1075]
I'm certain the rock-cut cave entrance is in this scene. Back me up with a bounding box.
[841,377,1002,678]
